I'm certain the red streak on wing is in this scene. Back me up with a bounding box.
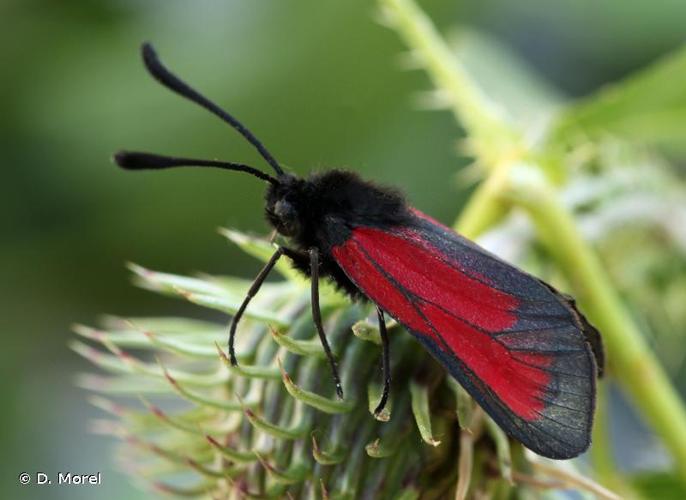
[331,239,428,334]
[420,302,552,419]
[352,227,518,332]
[332,227,553,420]
[406,209,512,293]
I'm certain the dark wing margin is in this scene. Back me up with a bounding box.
[539,285,605,377]
[330,211,600,459]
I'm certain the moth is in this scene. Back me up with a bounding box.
[115,43,603,459]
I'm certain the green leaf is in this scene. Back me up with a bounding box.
[183,292,288,326]
[394,489,420,500]
[352,320,382,345]
[128,263,290,326]
[230,363,281,380]
[205,435,259,464]
[100,315,219,333]
[76,373,171,394]
[139,398,241,437]
[152,480,217,497]
[144,331,234,359]
[269,327,326,358]
[128,263,226,296]
[279,361,355,414]
[186,458,245,479]
[365,437,399,458]
[367,382,391,422]
[124,435,214,468]
[159,363,258,411]
[74,337,228,387]
[242,405,311,440]
[409,381,441,447]
[447,377,473,431]
[255,454,310,485]
[552,44,686,154]
[70,340,133,375]
[74,324,247,361]
[311,434,346,465]
[215,343,281,380]
[218,228,303,282]
[632,472,686,500]
[88,396,176,431]
[74,324,152,349]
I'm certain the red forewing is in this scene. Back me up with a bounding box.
[330,210,600,459]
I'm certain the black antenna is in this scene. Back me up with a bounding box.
[114,151,278,185]
[141,42,284,176]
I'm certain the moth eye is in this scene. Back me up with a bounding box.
[273,200,300,236]
[274,200,297,220]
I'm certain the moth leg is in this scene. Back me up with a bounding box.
[374,306,391,416]
[268,229,278,244]
[228,246,284,366]
[310,247,344,399]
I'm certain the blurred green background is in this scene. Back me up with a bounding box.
[2,0,685,498]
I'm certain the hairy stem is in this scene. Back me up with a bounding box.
[380,0,686,484]
[379,0,522,169]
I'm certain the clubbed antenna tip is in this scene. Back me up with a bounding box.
[136,42,285,177]
[112,150,278,184]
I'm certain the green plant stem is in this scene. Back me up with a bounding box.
[379,0,521,168]
[508,175,686,480]
[382,0,686,484]
[453,161,511,237]
[379,0,520,238]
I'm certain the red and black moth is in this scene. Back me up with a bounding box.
[115,44,604,460]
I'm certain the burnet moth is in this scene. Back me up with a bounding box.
[115,43,604,460]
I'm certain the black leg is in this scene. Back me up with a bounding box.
[374,306,391,416]
[309,247,344,399]
[228,247,284,366]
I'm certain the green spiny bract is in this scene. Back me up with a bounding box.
[73,228,523,498]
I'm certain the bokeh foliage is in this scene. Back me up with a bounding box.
[71,0,686,497]
[3,0,686,499]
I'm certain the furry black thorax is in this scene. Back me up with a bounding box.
[265,169,412,252]
[265,169,412,298]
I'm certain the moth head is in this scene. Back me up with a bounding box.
[265,174,305,238]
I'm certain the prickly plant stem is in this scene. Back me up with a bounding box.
[453,161,512,238]
[378,0,524,237]
[380,0,686,485]
[380,0,686,493]
[379,0,521,168]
